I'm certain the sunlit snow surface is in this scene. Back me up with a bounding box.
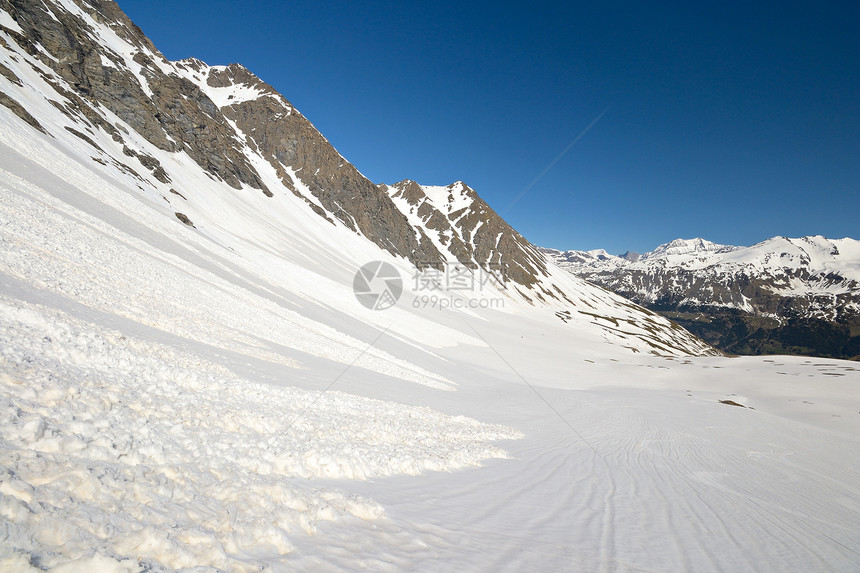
[0,297,520,570]
[0,13,859,571]
[1,124,858,573]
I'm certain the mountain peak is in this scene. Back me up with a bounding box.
[176,56,208,70]
[544,235,860,357]
[646,238,734,259]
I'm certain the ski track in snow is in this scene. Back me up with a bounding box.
[285,376,860,572]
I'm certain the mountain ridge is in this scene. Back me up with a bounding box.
[543,235,860,358]
[0,0,716,357]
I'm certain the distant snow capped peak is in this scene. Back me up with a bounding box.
[546,235,860,286]
[588,249,615,260]
[536,247,625,267]
[645,238,737,259]
[543,235,860,357]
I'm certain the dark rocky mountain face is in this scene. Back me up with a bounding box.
[0,0,269,191]
[625,269,860,359]
[662,308,860,359]
[193,62,444,265]
[381,180,550,290]
[543,237,860,359]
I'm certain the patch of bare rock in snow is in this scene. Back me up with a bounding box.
[0,297,521,571]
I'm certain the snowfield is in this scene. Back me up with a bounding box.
[1,118,858,572]
[0,296,518,571]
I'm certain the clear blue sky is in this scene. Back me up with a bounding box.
[119,0,858,254]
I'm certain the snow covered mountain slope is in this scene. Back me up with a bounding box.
[0,1,859,571]
[544,236,860,358]
[0,0,714,358]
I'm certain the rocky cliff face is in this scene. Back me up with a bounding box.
[381,180,550,291]
[544,236,860,358]
[0,0,272,192]
[178,59,445,265]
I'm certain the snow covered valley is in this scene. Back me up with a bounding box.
[0,127,858,571]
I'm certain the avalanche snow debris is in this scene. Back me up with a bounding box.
[0,296,520,569]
